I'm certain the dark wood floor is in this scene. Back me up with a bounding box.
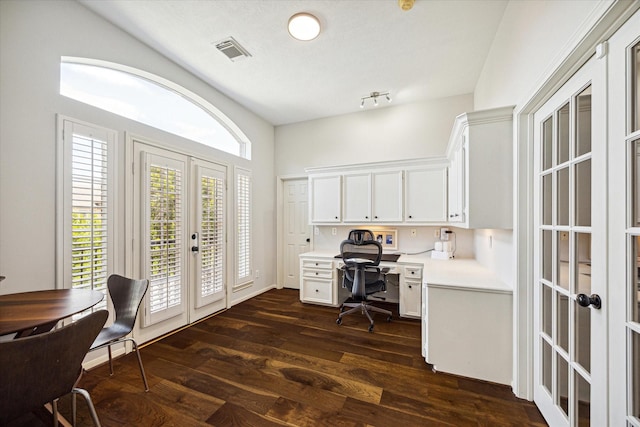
[10,289,547,426]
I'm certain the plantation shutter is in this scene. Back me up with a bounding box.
[143,152,186,325]
[61,119,115,313]
[235,167,252,286]
[195,163,225,307]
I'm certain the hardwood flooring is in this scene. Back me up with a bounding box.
[9,289,547,426]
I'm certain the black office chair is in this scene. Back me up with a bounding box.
[336,230,392,332]
[88,274,150,392]
[0,309,108,426]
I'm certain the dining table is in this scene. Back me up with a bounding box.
[0,289,104,338]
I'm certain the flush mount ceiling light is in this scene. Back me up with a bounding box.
[360,91,392,108]
[398,0,415,11]
[288,12,321,41]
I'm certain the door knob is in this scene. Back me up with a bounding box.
[576,293,602,310]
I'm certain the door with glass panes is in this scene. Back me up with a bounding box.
[132,141,227,342]
[533,55,607,426]
[608,9,640,425]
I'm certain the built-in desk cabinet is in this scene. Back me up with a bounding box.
[446,106,514,228]
[399,265,422,318]
[404,166,447,222]
[300,257,337,306]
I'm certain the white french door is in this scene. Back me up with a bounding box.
[532,9,640,425]
[533,55,608,426]
[607,9,640,426]
[132,140,227,341]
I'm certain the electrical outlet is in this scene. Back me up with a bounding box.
[410,229,417,237]
[314,226,319,235]
[440,227,450,241]
[434,229,440,238]
[255,269,260,278]
[332,227,337,236]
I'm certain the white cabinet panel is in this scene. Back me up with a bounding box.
[372,171,403,222]
[343,173,371,222]
[405,167,447,222]
[399,265,421,318]
[310,175,341,223]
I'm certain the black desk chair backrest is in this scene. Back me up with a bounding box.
[88,274,150,391]
[337,230,392,332]
[0,309,108,425]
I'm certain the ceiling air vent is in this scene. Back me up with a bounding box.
[214,37,252,62]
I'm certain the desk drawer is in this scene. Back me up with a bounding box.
[301,278,333,303]
[404,266,422,280]
[302,259,333,270]
[303,269,333,280]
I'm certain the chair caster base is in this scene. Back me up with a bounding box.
[336,317,342,325]
[368,324,374,333]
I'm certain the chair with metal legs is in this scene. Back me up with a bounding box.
[0,310,108,426]
[88,274,150,391]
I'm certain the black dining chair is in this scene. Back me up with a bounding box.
[0,309,108,426]
[88,274,150,391]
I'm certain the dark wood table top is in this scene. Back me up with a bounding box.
[0,289,104,337]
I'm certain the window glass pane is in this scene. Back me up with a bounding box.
[542,283,553,337]
[576,86,592,156]
[558,231,570,291]
[576,373,591,427]
[558,167,570,226]
[576,295,591,372]
[543,173,552,225]
[542,338,553,395]
[543,116,554,170]
[576,233,592,295]
[634,141,640,227]
[558,353,569,416]
[576,160,592,227]
[61,61,247,158]
[542,230,553,282]
[558,103,570,164]
[633,41,640,133]
[632,331,640,420]
[557,293,569,352]
[634,236,640,324]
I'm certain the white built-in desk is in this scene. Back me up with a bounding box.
[299,252,513,385]
[421,258,512,385]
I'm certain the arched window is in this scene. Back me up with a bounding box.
[60,57,251,159]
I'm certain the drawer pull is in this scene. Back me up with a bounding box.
[315,272,318,275]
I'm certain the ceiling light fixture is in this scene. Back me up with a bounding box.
[288,13,321,41]
[398,0,415,11]
[360,91,392,108]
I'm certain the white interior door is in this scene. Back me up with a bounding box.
[283,178,310,289]
[607,9,640,425]
[533,55,608,426]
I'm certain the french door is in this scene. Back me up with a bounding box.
[533,55,607,425]
[132,140,227,341]
[608,9,640,426]
[533,9,640,425]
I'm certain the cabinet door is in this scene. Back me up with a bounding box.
[310,175,341,222]
[372,171,403,222]
[447,145,465,223]
[405,167,448,222]
[400,279,421,318]
[343,173,371,222]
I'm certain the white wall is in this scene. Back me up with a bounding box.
[0,1,276,305]
[275,94,473,176]
[474,0,607,110]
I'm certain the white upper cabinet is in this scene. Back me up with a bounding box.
[405,166,448,222]
[446,106,514,229]
[343,171,403,222]
[309,175,341,223]
[343,173,371,222]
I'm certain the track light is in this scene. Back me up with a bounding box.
[360,91,392,108]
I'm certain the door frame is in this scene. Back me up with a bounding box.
[513,1,640,400]
[276,174,310,289]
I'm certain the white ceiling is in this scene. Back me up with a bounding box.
[79,0,508,126]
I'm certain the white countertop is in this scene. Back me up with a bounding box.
[299,251,511,294]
